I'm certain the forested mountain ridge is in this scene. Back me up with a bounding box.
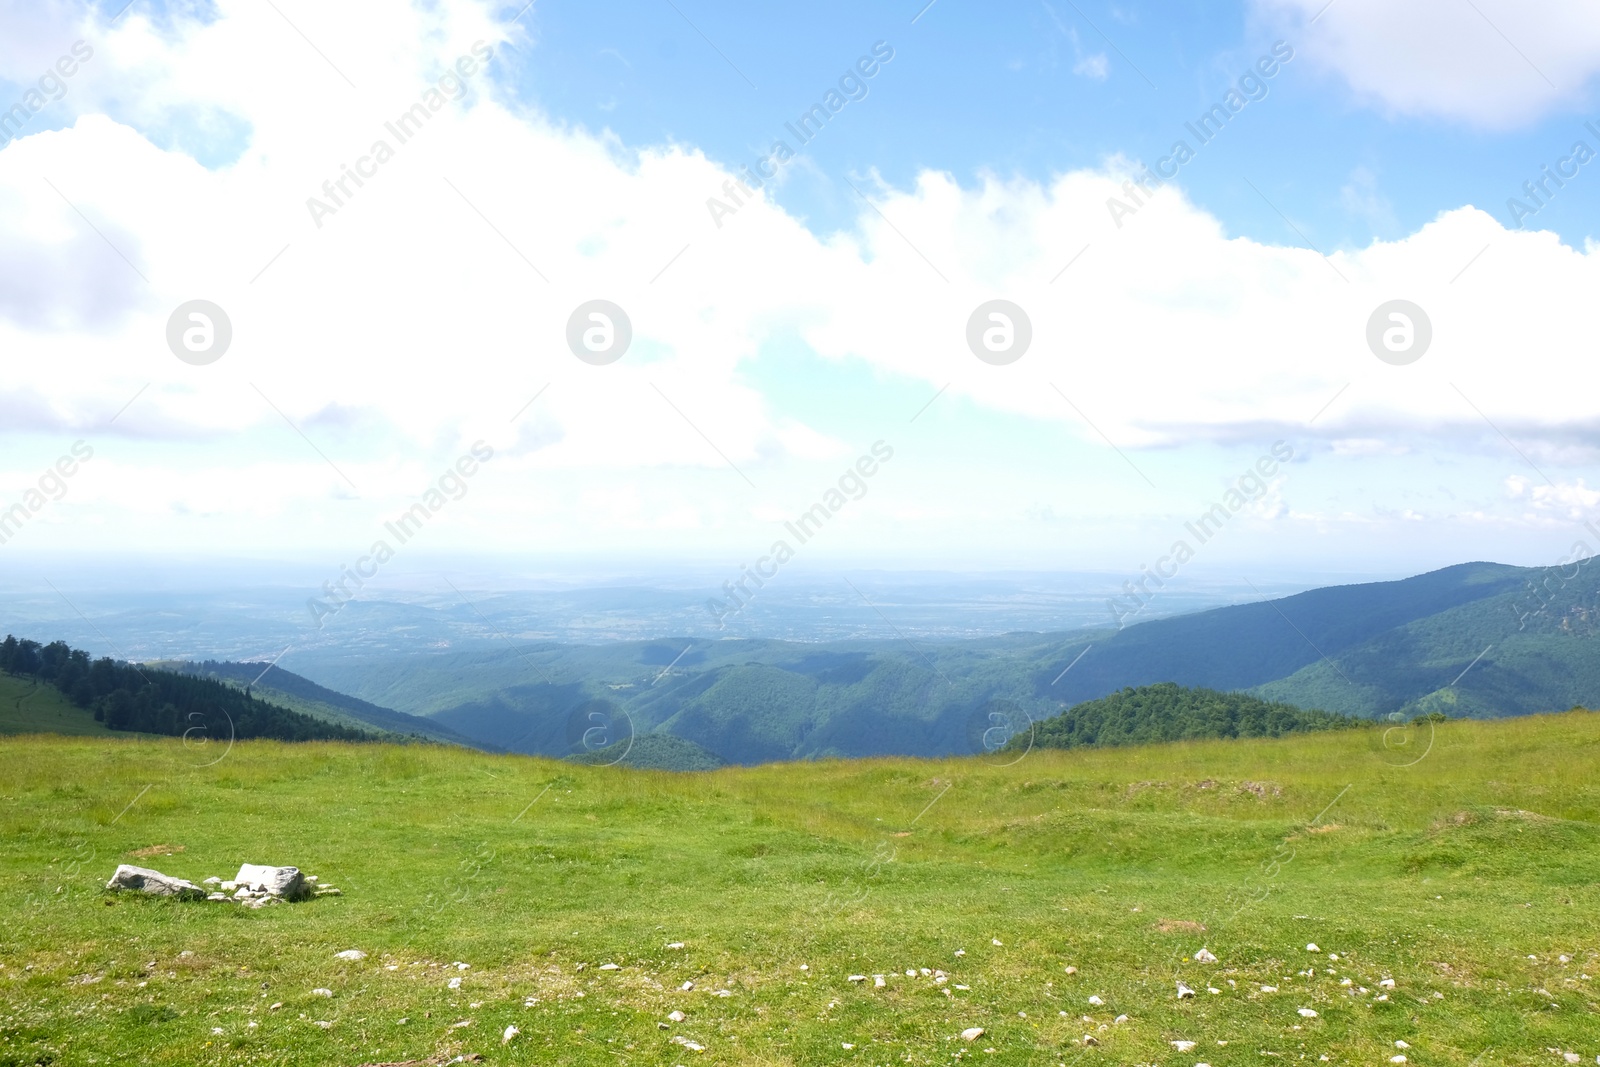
[0,636,372,743]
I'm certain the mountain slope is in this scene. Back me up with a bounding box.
[164,660,489,748]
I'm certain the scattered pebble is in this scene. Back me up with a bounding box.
[1176,982,1196,999]
[599,963,620,971]
[1088,995,1104,1006]
[1172,1040,1197,1052]
[502,1024,519,1045]
[960,1027,985,1042]
[1306,944,1321,952]
[668,1010,686,1022]
[1298,1008,1318,1018]
[1195,948,1217,963]
[311,988,332,997]
[667,942,685,950]
[334,950,366,961]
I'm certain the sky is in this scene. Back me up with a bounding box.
[3,0,1600,592]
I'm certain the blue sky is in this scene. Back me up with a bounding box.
[3,0,1600,593]
[510,0,1600,247]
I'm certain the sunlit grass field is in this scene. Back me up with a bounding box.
[3,712,1599,1065]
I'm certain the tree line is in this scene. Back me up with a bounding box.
[0,635,371,742]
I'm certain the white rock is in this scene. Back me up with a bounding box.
[454,962,470,970]
[1207,987,1221,994]
[311,988,332,997]
[1088,995,1104,1006]
[334,950,366,961]
[1113,1014,1128,1024]
[668,1010,686,1022]
[233,863,310,901]
[1083,1034,1099,1046]
[502,1024,519,1045]
[202,877,221,885]
[712,989,732,997]
[1563,1056,1580,1065]
[1261,985,1278,993]
[1379,978,1395,989]
[960,1027,985,1042]
[1063,965,1077,974]
[680,980,694,991]
[206,892,227,901]
[105,865,205,900]
[1172,1040,1197,1052]
[448,977,462,989]
[1329,953,1339,960]
[874,976,886,988]
[1394,1041,1409,1049]
[220,881,238,891]
[1306,943,1321,952]
[954,949,966,957]
[1298,1008,1317,1018]
[992,939,1003,946]
[599,963,620,971]
[667,942,685,949]
[848,975,867,983]
[842,1043,855,1050]
[1391,1057,1407,1064]
[1176,982,1196,999]
[1194,948,1217,963]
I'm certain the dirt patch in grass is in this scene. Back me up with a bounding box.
[1154,919,1206,933]
[126,844,185,857]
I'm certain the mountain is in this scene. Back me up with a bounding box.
[281,558,1600,765]
[0,636,373,743]
[161,660,488,749]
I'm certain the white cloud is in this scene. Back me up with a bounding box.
[1254,0,1600,126]
[3,0,1600,564]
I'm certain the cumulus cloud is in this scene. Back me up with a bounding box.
[2,0,1598,563]
[1253,0,1600,127]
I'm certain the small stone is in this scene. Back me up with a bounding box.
[502,1024,519,1045]
[1379,978,1395,989]
[206,892,227,901]
[1087,995,1104,1006]
[712,989,731,997]
[668,1010,686,1022]
[1298,1008,1317,1018]
[1306,943,1321,952]
[1207,987,1221,994]
[874,976,886,988]
[992,939,1003,946]
[1172,1041,1197,1052]
[1063,965,1077,975]
[268,1002,282,1011]
[448,977,462,989]
[1114,1014,1128,1024]
[960,1027,985,1042]
[233,863,310,901]
[1083,1034,1099,1046]
[1195,948,1217,963]
[848,975,867,983]
[667,942,685,949]
[954,949,966,957]
[1261,985,1278,993]
[1177,982,1195,999]
[311,988,332,997]
[599,963,620,971]
[1394,1041,1410,1049]
[680,980,694,991]
[203,877,221,885]
[334,950,366,961]
[1391,1057,1407,1065]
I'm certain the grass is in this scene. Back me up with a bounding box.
[2,713,1598,1065]
[0,674,111,737]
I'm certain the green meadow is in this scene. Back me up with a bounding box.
[2,712,1598,1066]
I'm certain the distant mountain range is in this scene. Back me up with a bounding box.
[8,558,1594,768]
[268,557,1599,765]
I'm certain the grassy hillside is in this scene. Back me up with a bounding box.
[3,715,1599,1065]
[0,672,113,736]
[281,560,1600,763]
